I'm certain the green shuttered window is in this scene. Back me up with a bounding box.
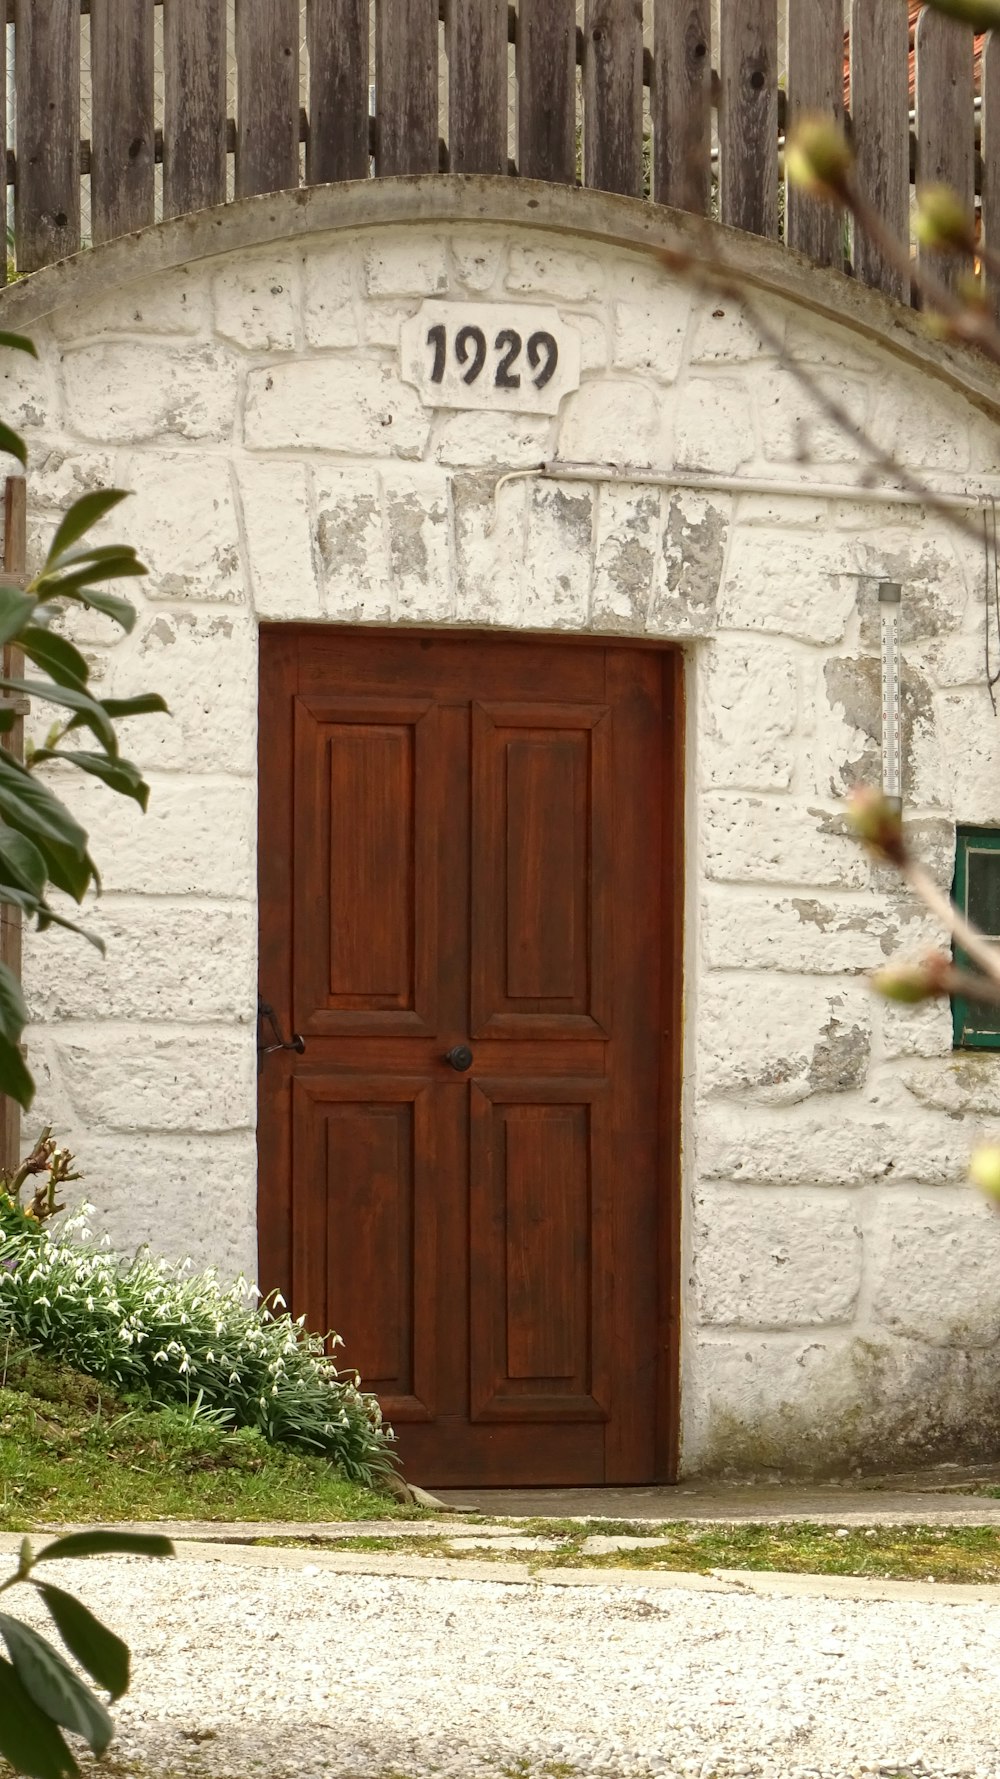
[953,826,1000,1049]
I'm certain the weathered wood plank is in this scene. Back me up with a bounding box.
[90,0,155,246]
[13,0,80,272]
[0,476,26,1177]
[517,0,577,184]
[982,33,1000,298]
[234,0,300,199]
[718,0,778,238]
[447,0,507,176]
[583,0,643,197]
[0,20,6,286]
[786,0,844,267]
[849,0,910,303]
[651,0,711,215]
[163,0,227,219]
[307,0,370,184]
[375,0,438,176]
[915,5,976,293]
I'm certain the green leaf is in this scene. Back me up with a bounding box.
[0,332,38,358]
[36,1585,129,1702]
[0,754,89,857]
[21,629,89,691]
[34,1533,174,1564]
[0,1653,78,1779]
[0,1032,34,1109]
[0,678,117,757]
[44,491,129,570]
[34,907,105,952]
[0,582,38,646]
[46,542,143,571]
[0,421,28,470]
[0,825,48,898]
[100,693,170,720]
[56,587,137,635]
[0,1615,114,1755]
[35,560,147,601]
[31,750,150,811]
[0,958,28,1046]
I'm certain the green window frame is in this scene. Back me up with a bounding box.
[953,825,1000,1049]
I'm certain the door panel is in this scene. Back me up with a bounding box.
[259,629,681,1487]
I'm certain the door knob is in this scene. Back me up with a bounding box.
[444,1044,474,1072]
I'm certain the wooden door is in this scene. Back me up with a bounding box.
[258,629,682,1486]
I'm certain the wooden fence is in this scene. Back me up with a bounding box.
[2,1,998,308]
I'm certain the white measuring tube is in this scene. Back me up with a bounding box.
[879,580,903,812]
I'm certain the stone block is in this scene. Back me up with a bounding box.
[693,1188,863,1327]
[855,532,967,648]
[60,773,255,899]
[702,794,870,889]
[55,1029,255,1134]
[302,243,360,348]
[24,900,255,1023]
[237,459,321,619]
[559,310,608,373]
[213,251,299,351]
[521,482,593,629]
[648,492,729,636]
[870,1193,1000,1346]
[62,343,238,443]
[699,1103,972,1189]
[557,380,663,469]
[365,238,448,297]
[672,376,756,475]
[718,527,858,644]
[901,1054,1000,1117]
[50,267,210,341]
[814,654,944,808]
[700,636,797,790]
[28,445,117,511]
[756,365,870,466]
[868,374,971,473]
[701,888,941,974]
[937,687,1000,823]
[244,359,430,458]
[590,483,658,632]
[432,411,553,468]
[383,470,453,620]
[880,997,953,1062]
[506,245,607,303]
[452,470,527,625]
[0,336,57,432]
[101,608,258,773]
[689,297,778,364]
[449,236,506,295]
[924,632,991,689]
[111,453,244,602]
[611,288,690,381]
[54,1132,259,1280]
[314,466,393,619]
[700,974,872,1104]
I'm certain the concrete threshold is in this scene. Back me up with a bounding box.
[431,1483,1000,1524]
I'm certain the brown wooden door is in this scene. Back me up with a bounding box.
[258,629,682,1487]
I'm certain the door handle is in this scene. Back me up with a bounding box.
[444,1044,474,1072]
[257,996,305,1073]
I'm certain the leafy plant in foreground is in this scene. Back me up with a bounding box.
[0,1529,173,1779]
[0,331,167,1110]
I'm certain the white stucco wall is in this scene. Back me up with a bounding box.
[6,183,1000,1475]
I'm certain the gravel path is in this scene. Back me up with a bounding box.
[19,1551,1000,1779]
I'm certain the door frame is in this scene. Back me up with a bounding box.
[256,624,686,1484]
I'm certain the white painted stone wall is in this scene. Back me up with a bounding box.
[6,198,1000,1475]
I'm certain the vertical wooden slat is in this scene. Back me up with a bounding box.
[652,0,711,215]
[915,5,975,292]
[849,0,910,304]
[447,0,507,177]
[234,0,300,199]
[0,476,26,1178]
[517,0,576,185]
[375,0,438,176]
[786,0,845,267]
[0,19,7,287]
[718,0,778,238]
[90,0,155,246]
[163,0,227,219]
[307,0,370,184]
[13,0,80,272]
[982,33,1000,297]
[583,0,644,197]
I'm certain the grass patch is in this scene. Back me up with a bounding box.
[0,1345,421,1529]
[272,1518,1000,1584]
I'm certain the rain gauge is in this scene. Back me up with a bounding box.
[879,580,903,811]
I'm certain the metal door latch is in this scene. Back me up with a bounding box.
[257,996,305,1072]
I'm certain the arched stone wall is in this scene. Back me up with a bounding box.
[6,180,1000,1476]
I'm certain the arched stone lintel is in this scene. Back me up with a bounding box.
[1,174,999,424]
